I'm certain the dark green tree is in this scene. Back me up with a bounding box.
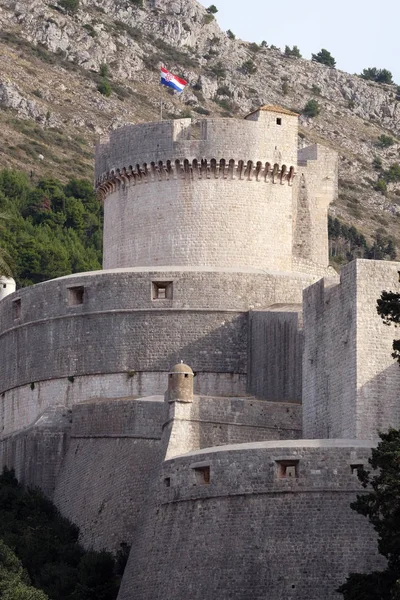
[361,68,393,84]
[312,48,336,67]
[377,290,400,362]
[0,468,122,600]
[207,4,218,13]
[59,0,79,13]
[0,539,49,599]
[284,45,301,58]
[338,430,400,599]
[303,98,320,117]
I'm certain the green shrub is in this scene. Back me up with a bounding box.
[97,79,111,96]
[226,29,235,40]
[303,99,320,117]
[372,156,383,170]
[207,4,218,13]
[282,81,290,96]
[129,0,143,6]
[260,40,268,47]
[376,134,395,148]
[99,63,109,78]
[241,60,257,75]
[194,106,211,115]
[208,62,226,78]
[311,84,321,96]
[83,23,97,37]
[248,42,260,53]
[375,178,388,194]
[203,13,214,24]
[32,89,43,98]
[311,48,336,67]
[384,163,400,182]
[361,67,393,84]
[284,45,301,58]
[58,0,79,13]
[216,85,232,97]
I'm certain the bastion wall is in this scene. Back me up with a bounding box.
[303,259,400,439]
[42,393,300,551]
[118,440,382,600]
[0,267,319,436]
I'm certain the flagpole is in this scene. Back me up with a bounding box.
[160,63,163,121]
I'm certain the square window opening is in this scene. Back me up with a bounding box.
[277,460,299,479]
[350,464,364,475]
[276,117,282,125]
[2,284,6,289]
[13,298,21,320]
[193,465,210,485]
[152,281,173,300]
[68,286,85,306]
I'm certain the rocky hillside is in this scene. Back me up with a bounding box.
[0,0,400,256]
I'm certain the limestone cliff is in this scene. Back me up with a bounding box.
[0,0,399,247]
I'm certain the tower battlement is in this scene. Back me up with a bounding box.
[96,108,337,274]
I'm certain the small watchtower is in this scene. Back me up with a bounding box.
[165,362,194,404]
[0,277,16,301]
[244,105,299,165]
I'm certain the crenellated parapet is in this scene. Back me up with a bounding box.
[96,158,296,201]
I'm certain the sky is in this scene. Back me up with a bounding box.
[199,0,400,84]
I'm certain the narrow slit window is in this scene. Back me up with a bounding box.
[164,477,171,488]
[68,286,84,306]
[276,117,282,125]
[13,298,21,320]
[193,466,210,485]
[152,281,173,300]
[277,460,299,479]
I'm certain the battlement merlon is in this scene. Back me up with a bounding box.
[95,107,301,185]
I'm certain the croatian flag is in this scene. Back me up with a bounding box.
[160,67,187,93]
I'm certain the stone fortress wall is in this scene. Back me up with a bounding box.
[0,266,321,437]
[303,259,400,440]
[1,106,399,600]
[118,441,382,600]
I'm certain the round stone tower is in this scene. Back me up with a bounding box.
[0,277,16,301]
[165,362,194,404]
[96,107,303,272]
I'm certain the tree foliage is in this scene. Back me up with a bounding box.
[0,540,49,600]
[377,291,400,363]
[303,98,320,117]
[58,0,79,13]
[338,430,400,599]
[284,45,301,58]
[206,4,218,13]
[361,67,393,85]
[311,48,336,67]
[0,468,123,600]
[0,170,102,287]
[328,216,396,264]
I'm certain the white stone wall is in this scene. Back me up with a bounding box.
[103,178,294,271]
[303,259,400,439]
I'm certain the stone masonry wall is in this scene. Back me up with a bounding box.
[355,260,400,437]
[118,441,382,600]
[54,397,167,551]
[303,259,400,439]
[0,268,319,434]
[95,116,298,182]
[102,178,294,271]
[248,307,303,402]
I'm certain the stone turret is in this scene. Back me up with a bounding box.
[0,277,16,301]
[165,362,194,404]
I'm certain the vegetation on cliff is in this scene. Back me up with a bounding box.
[377,289,400,363]
[0,169,102,286]
[338,429,400,600]
[0,468,125,600]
